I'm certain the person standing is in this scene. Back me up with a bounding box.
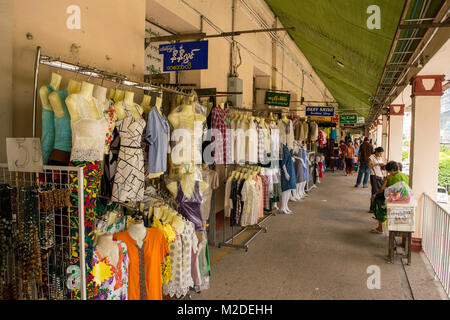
[355,137,373,188]
[370,161,409,234]
[344,141,355,175]
[368,147,385,212]
[337,140,346,171]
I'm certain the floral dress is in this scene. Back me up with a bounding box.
[89,240,129,300]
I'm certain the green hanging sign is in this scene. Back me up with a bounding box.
[265,91,291,107]
[339,113,358,124]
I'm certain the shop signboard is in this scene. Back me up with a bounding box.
[159,40,209,72]
[331,115,339,123]
[357,117,365,124]
[309,116,332,122]
[339,113,358,124]
[265,92,291,107]
[305,106,335,117]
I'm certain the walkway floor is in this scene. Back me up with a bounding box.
[192,171,448,300]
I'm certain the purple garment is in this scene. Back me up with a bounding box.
[176,181,204,231]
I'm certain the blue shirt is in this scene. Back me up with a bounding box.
[53,90,72,152]
[145,107,170,174]
[280,144,297,192]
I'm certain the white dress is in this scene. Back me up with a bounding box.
[70,94,109,162]
[240,179,259,226]
[163,220,197,298]
[111,104,146,203]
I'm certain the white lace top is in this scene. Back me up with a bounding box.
[70,94,109,162]
[163,220,197,298]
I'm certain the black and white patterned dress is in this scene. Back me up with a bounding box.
[112,104,146,203]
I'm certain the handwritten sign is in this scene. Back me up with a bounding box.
[6,138,43,172]
[306,106,335,117]
[159,40,208,71]
[265,92,291,107]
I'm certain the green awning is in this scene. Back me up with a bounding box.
[265,0,406,118]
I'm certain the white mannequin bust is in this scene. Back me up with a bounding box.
[96,233,119,267]
[128,220,147,248]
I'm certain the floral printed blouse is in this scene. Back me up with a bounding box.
[89,240,129,300]
[103,100,117,154]
[151,217,177,285]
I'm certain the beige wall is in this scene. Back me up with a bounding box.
[0,0,13,162]
[410,95,441,238]
[388,115,403,163]
[12,0,146,138]
[147,0,332,110]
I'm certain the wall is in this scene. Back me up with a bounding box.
[0,0,13,162]
[146,0,332,109]
[12,0,146,138]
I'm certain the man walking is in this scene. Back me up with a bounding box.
[355,137,373,188]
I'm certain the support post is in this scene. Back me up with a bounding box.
[409,75,445,251]
[388,104,405,162]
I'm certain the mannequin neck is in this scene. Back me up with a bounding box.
[181,103,194,113]
[128,221,147,245]
[67,80,81,95]
[141,95,151,107]
[50,72,62,91]
[96,234,115,251]
[93,85,107,104]
[124,91,135,105]
[80,81,94,99]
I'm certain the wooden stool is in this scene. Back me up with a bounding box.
[388,231,412,265]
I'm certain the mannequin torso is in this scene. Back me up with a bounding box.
[96,234,120,267]
[128,221,147,248]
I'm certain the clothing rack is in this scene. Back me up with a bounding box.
[32,46,192,137]
[218,167,272,252]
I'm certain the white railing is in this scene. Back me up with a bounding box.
[422,193,450,298]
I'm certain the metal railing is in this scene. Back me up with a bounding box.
[422,193,450,298]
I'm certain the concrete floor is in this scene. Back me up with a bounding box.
[192,171,448,300]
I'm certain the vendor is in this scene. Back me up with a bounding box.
[370,161,409,234]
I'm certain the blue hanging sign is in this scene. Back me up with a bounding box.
[306,106,335,117]
[159,40,209,72]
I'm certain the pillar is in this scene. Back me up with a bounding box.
[382,114,388,158]
[376,116,383,147]
[409,75,445,250]
[388,104,404,162]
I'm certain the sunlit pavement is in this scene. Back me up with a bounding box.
[191,171,448,300]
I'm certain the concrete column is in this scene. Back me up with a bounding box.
[409,75,445,249]
[382,115,388,158]
[376,117,382,147]
[388,104,404,162]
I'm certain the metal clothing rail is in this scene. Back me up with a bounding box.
[32,46,192,137]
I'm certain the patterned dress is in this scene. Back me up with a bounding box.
[89,240,129,300]
[112,104,146,203]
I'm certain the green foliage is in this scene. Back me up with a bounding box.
[439,145,450,187]
[402,140,409,147]
[402,150,409,160]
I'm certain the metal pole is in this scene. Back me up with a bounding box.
[77,167,87,300]
[32,46,41,138]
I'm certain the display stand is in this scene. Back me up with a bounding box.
[0,163,87,300]
[306,152,316,192]
[386,201,416,265]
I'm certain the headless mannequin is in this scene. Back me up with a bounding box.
[109,88,116,101]
[128,220,147,248]
[141,95,152,114]
[166,173,208,199]
[48,79,81,117]
[290,143,302,202]
[115,91,142,121]
[281,115,290,124]
[96,233,119,267]
[39,72,62,111]
[93,85,108,106]
[168,100,206,165]
[66,81,101,122]
[113,89,125,103]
